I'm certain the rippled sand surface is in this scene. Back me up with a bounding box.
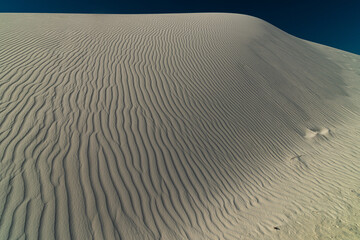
[0,13,359,239]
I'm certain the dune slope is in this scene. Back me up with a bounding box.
[0,13,360,239]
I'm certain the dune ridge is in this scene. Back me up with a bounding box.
[0,13,360,239]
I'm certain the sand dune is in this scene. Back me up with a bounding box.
[0,13,360,239]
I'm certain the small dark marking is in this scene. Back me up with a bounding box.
[274,227,280,230]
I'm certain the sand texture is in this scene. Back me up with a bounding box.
[0,13,360,239]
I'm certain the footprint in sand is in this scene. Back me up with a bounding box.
[304,127,331,139]
[290,154,309,168]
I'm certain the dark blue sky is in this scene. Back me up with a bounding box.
[1,0,359,55]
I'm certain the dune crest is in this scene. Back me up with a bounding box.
[0,13,360,239]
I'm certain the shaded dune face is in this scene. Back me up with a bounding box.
[0,13,360,240]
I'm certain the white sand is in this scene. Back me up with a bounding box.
[0,13,360,239]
